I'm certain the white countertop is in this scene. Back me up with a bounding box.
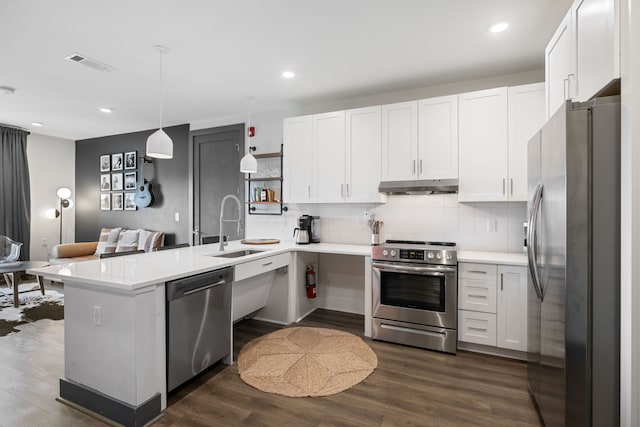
[27,241,372,291]
[458,250,528,266]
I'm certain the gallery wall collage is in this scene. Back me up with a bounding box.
[99,151,137,211]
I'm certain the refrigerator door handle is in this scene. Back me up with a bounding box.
[527,183,544,301]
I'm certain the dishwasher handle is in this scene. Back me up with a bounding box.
[166,267,233,301]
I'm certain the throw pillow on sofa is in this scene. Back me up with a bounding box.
[115,229,141,253]
[138,230,164,252]
[94,227,122,256]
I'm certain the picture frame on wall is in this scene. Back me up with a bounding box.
[124,193,137,210]
[124,172,136,190]
[112,173,123,191]
[100,193,111,210]
[112,192,124,210]
[100,174,111,191]
[125,151,137,169]
[111,153,124,171]
[100,154,110,172]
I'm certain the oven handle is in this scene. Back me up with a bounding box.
[372,262,456,276]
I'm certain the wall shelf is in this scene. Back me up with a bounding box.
[247,144,287,215]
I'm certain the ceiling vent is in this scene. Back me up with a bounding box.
[64,53,115,72]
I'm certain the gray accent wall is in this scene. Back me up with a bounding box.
[75,124,190,246]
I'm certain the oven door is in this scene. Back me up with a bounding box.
[372,261,457,329]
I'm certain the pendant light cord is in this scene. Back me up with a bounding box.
[159,47,164,129]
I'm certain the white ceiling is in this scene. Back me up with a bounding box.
[0,0,572,141]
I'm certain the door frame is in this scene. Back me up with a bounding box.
[188,123,245,245]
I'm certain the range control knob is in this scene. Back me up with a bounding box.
[436,253,442,259]
[446,253,452,260]
[382,249,389,256]
[390,250,397,257]
[427,252,434,259]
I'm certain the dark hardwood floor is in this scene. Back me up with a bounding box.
[0,306,541,427]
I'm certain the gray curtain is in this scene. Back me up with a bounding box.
[0,126,30,260]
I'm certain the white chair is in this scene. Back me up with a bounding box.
[0,236,22,264]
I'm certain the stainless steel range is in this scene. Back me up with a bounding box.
[372,240,458,354]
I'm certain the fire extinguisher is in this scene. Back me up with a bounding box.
[306,263,317,299]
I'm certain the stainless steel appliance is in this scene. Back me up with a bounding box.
[527,97,620,426]
[166,267,232,392]
[372,240,458,354]
[294,215,320,244]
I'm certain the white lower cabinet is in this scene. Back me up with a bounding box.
[458,262,527,353]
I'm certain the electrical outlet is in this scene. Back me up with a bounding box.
[486,219,497,232]
[174,212,180,222]
[93,306,101,325]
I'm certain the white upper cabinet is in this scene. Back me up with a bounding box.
[417,95,458,180]
[283,107,384,204]
[345,106,383,202]
[545,0,620,118]
[313,111,346,203]
[458,87,509,202]
[573,0,620,101]
[381,101,418,181]
[283,115,313,203]
[545,9,574,119]
[507,83,545,201]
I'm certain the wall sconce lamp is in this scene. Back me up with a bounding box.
[45,187,73,244]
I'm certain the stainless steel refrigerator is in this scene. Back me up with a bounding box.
[526,96,620,426]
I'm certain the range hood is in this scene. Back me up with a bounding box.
[378,179,458,195]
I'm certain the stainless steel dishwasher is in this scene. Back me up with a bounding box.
[166,266,232,392]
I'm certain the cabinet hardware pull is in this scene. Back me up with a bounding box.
[419,159,423,175]
[510,178,513,195]
[502,178,506,195]
[564,77,569,101]
[567,73,576,99]
[468,294,487,298]
[262,261,273,267]
[468,326,487,332]
[341,184,344,198]
[308,185,311,198]
[468,270,487,274]
[412,160,416,175]
[346,183,350,197]
[501,273,504,291]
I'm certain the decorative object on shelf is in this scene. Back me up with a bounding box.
[246,144,287,215]
[367,214,383,246]
[100,154,110,172]
[135,156,155,208]
[125,151,137,169]
[45,187,73,244]
[146,45,173,159]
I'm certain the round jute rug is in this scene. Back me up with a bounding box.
[237,327,378,397]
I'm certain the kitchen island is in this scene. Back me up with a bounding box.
[28,241,372,427]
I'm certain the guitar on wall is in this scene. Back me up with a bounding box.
[134,157,155,208]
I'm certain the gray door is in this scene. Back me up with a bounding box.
[192,124,245,245]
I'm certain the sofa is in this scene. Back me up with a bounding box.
[50,227,164,264]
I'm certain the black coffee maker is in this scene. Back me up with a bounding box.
[298,215,320,243]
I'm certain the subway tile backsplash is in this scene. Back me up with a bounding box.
[246,194,527,253]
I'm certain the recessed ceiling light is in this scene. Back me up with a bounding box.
[490,22,509,33]
[282,71,295,79]
[31,122,43,127]
[99,107,114,113]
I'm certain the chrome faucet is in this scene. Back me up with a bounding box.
[218,194,242,251]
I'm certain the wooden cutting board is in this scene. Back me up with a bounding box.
[240,238,281,245]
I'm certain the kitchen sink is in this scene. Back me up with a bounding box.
[211,249,266,258]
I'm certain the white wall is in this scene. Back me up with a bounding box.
[27,133,75,260]
[190,70,540,253]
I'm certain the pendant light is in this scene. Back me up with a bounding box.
[146,45,173,159]
[240,96,258,173]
